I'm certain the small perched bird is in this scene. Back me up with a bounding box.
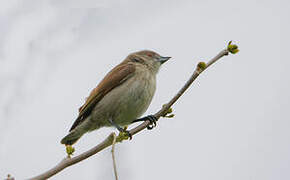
[61,50,170,145]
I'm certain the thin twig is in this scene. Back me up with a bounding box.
[129,49,230,135]
[28,44,237,180]
[111,133,119,180]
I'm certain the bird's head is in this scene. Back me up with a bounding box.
[127,50,171,73]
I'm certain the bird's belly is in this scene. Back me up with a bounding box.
[90,72,156,128]
[113,77,156,126]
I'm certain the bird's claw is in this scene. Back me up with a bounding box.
[146,115,157,130]
[132,115,158,130]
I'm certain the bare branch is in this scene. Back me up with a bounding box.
[28,43,238,180]
[29,133,115,180]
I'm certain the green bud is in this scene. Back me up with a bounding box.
[161,104,174,117]
[227,41,239,54]
[117,131,130,142]
[165,114,175,118]
[66,145,75,156]
[123,126,128,131]
[197,62,207,70]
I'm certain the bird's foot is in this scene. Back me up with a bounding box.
[146,115,157,130]
[133,115,158,130]
[108,119,132,140]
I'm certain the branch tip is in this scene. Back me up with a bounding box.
[227,41,239,54]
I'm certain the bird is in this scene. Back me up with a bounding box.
[60,50,171,145]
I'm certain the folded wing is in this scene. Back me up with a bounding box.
[69,63,135,131]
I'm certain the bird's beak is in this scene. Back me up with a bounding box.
[158,56,171,64]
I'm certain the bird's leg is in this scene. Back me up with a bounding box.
[108,119,132,140]
[132,115,157,130]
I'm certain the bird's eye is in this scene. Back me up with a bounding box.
[147,53,153,57]
[132,58,141,63]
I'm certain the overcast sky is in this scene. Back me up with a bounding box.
[1,0,290,179]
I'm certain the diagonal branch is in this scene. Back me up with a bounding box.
[28,42,238,180]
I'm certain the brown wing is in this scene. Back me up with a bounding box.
[69,63,135,131]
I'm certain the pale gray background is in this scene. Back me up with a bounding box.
[1,0,290,179]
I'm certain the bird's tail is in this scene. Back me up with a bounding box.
[60,129,84,145]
